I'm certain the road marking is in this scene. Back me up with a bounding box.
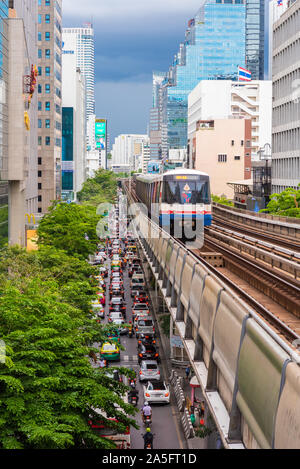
[122,355,138,362]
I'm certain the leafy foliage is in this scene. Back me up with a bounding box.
[212,194,234,207]
[0,279,137,449]
[37,202,100,260]
[77,169,118,207]
[260,185,300,218]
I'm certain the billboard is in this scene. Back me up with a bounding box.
[147,161,161,174]
[95,119,107,150]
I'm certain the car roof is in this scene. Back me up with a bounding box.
[141,360,158,365]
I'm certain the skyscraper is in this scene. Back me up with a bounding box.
[62,25,95,121]
[37,0,63,213]
[0,1,9,247]
[246,0,265,80]
[272,0,300,193]
[151,0,246,161]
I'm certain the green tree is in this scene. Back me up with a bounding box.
[260,185,300,218]
[37,202,100,260]
[77,169,118,206]
[0,280,137,449]
[211,194,234,207]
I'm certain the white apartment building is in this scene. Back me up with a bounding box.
[62,25,95,120]
[142,142,151,173]
[188,80,272,163]
[272,0,300,192]
[111,134,149,172]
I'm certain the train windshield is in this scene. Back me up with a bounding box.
[162,176,210,204]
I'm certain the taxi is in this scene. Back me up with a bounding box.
[104,330,121,345]
[100,342,120,362]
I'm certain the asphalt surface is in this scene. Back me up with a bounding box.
[100,224,185,450]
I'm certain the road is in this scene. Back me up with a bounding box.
[101,238,186,450]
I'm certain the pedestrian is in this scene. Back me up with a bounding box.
[190,413,196,427]
[200,401,205,418]
[99,359,106,369]
[185,366,191,380]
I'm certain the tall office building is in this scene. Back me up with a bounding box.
[272,0,300,193]
[149,72,167,161]
[0,1,9,247]
[37,0,62,213]
[245,0,265,80]
[7,0,38,246]
[62,25,95,120]
[152,0,246,161]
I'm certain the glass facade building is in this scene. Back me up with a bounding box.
[246,0,265,80]
[153,0,246,159]
[62,107,74,199]
[0,1,8,247]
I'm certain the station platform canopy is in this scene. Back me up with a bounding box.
[227,179,253,194]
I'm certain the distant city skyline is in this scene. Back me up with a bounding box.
[63,0,272,147]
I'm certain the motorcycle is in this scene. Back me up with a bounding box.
[143,414,152,426]
[141,433,155,450]
[128,392,139,407]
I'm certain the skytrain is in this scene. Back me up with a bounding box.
[135,169,212,235]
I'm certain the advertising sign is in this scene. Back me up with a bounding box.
[147,161,160,174]
[95,119,106,150]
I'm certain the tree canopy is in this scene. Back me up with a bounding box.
[260,185,300,218]
[77,169,118,207]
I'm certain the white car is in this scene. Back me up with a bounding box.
[143,381,170,404]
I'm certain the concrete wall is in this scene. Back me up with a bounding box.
[194,119,252,199]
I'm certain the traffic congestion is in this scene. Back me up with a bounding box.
[89,189,183,450]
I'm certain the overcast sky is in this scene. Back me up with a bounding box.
[62,0,202,148]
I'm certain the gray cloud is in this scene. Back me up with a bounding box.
[63,1,202,145]
[95,80,152,147]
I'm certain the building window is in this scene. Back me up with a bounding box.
[241,140,244,146]
[38,119,42,129]
[45,102,50,111]
[38,208,42,213]
[45,14,50,23]
[38,136,42,146]
[45,137,50,146]
[38,183,42,190]
[246,140,251,148]
[55,138,61,147]
[38,49,42,58]
[234,155,241,160]
[45,49,51,58]
[38,66,42,76]
[38,32,42,41]
[231,140,235,146]
[45,119,50,128]
[218,154,227,163]
[45,66,50,76]
[38,195,42,202]
[38,171,42,178]
[38,14,41,24]
[38,84,42,93]
[45,32,50,41]
[45,0,51,5]
[38,157,42,165]
[45,84,50,93]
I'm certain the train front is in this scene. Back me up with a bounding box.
[160,170,212,239]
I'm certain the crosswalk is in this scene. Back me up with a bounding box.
[121,355,138,363]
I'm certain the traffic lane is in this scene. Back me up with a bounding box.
[120,252,183,450]
[100,240,183,450]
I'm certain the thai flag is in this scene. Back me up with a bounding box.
[277,0,283,5]
[238,66,252,82]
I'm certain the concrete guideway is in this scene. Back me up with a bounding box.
[131,207,300,450]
